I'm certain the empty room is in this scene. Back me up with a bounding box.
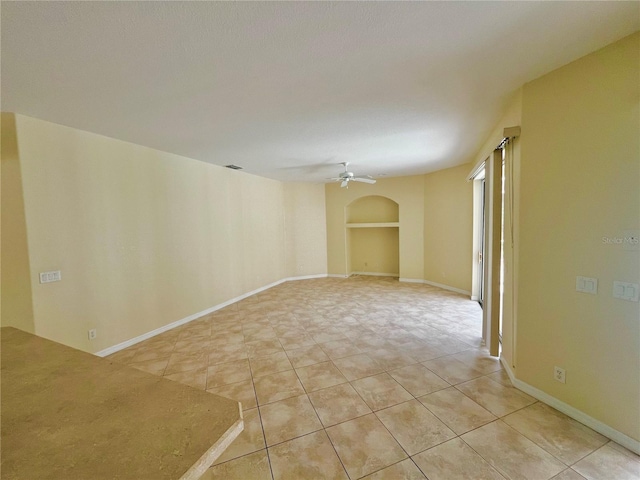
[1,2,639,480]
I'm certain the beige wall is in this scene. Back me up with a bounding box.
[346,195,399,275]
[1,113,35,332]
[423,164,473,293]
[325,170,473,290]
[347,195,399,223]
[517,33,639,440]
[471,89,523,170]
[325,176,425,279]
[283,182,328,278]
[349,228,399,275]
[4,115,327,353]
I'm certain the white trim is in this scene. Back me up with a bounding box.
[471,177,484,302]
[399,278,471,296]
[499,356,517,384]
[471,295,479,301]
[327,273,349,278]
[350,272,399,278]
[97,274,329,357]
[398,277,424,284]
[500,356,640,455]
[97,278,285,357]
[345,222,399,228]
[96,306,223,357]
[423,280,471,296]
[467,159,486,182]
[283,273,328,281]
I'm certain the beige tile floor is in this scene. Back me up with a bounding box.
[108,276,640,480]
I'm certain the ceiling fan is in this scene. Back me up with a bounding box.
[330,162,376,188]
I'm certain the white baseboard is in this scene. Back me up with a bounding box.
[97,272,639,455]
[327,273,349,278]
[95,273,328,357]
[350,272,399,278]
[399,278,471,297]
[284,273,328,281]
[97,273,330,357]
[422,279,471,296]
[97,278,280,356]
[499,356,640,455]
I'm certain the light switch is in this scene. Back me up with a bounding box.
[613,281,639,302]
[576,276,598,294]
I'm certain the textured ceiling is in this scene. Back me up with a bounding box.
[2,2,638,182]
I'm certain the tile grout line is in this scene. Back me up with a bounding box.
[109,277,628,479]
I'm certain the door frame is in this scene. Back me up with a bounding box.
[483,149,503,357]
[471,170,486,304]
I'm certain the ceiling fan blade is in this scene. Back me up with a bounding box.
[341,180,349,188]
[352,177,376,184]
[328,177,342,181]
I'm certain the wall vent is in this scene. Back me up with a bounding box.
[225,164,243,170]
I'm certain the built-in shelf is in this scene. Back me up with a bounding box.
[346,222,399,228]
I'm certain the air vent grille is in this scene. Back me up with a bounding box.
[225,164,243,170]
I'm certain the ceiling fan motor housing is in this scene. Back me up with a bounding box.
[333,162,375,187]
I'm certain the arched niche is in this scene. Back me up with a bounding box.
[346,195,399,223]
[345,196,400,277]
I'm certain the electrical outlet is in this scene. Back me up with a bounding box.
[554,366,566,384]
[576,276,597,294]
[88,329,97,340]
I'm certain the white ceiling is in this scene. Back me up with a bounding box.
[2,2,638,183]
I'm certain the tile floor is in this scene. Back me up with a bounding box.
[108,276,640,480]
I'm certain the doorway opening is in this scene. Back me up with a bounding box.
[479,175,486,308]
[471,149,505,357]
[471,169,486,305]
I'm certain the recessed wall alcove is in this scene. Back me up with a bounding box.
[345,195,399,276]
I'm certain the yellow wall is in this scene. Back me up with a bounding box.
[471,89,523,169]
[1,113,35,332]
[345,195,399,275]
[517,33,639,440]
[347,195,399,223]
[349,228,399,275]
[325,171,473,290]
[423,164,473,292]
[283,182,328,278]
[5,115,327,353]
[325,176,425,279]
